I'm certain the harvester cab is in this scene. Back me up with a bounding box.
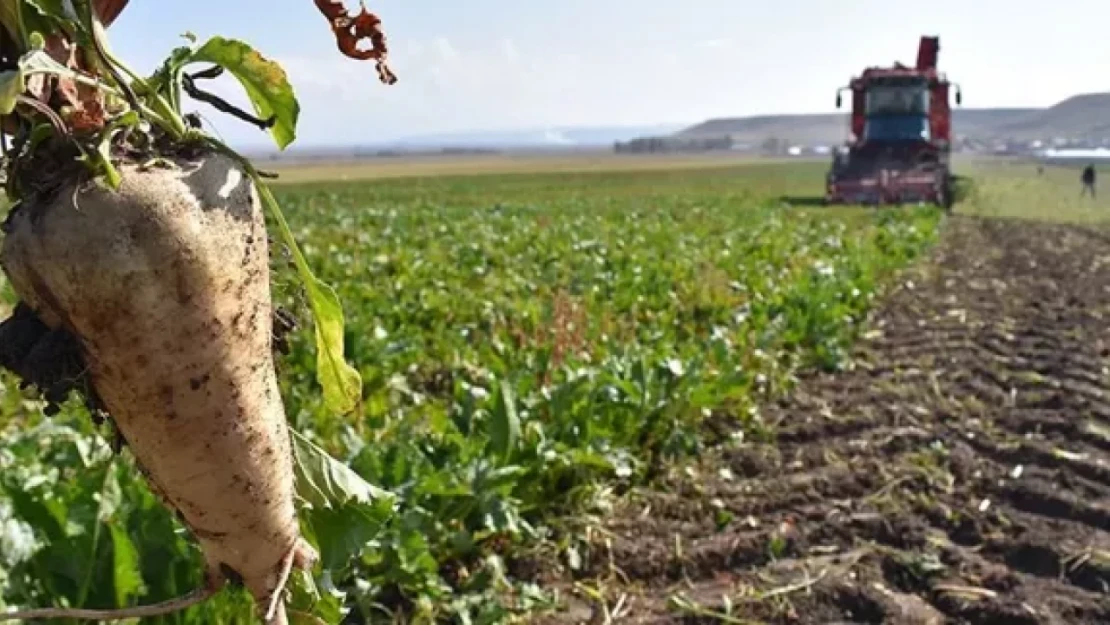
[825,36,962,210]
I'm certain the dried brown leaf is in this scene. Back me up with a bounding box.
[314,0,397,84]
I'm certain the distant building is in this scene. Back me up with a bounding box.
[1039,147,1110,161]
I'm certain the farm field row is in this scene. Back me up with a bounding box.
[266,152,1110,229]
[528,159,1110,624]
[258,152,811,185]
[0,160,940,622]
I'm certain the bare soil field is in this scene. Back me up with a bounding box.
[258,152,816,184]
[532,215,1110,624]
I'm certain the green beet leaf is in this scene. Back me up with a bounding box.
[255,182,363,415]
[189,36,300,149]
[488,378,521,461]
[290,430,396,571]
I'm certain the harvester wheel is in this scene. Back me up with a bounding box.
[935,176,954,213]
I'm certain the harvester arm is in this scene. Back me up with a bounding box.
[916,36,939,71]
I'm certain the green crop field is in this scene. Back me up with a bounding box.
[958,158,1110,224]
[0,156,1096,623]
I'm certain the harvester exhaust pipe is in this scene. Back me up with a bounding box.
[916,36,939,71]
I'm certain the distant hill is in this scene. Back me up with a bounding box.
[670,93,1110,146]
[986,93,1110,139]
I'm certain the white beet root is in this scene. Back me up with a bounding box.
[0,151,315,624]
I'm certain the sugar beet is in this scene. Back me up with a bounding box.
[0,150,315,624]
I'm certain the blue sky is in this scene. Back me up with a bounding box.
[106,0,1109,149]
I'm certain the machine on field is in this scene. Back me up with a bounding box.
[825,36,962,209]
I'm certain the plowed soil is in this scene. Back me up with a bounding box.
[533,216,1110,624]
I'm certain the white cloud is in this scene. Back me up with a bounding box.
[501,38,521,65]
[432,37,460,64]
[542,129,573,145]
[694,38,733,49]
[177,34,743,148]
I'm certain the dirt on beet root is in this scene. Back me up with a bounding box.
[0,150,300,417]
[528,215,1110,625]
[0,300,300,433]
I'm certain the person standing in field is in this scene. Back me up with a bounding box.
[1081,163,1097,198]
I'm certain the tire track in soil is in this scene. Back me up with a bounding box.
[529,216,1110,624]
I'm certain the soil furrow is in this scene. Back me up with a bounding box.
[532,216,1110,624]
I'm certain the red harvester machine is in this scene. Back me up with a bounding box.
[825,36,962,210]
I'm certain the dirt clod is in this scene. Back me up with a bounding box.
[0,300,299,426]
[0,301,105,420]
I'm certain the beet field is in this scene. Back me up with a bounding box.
[3,158,1107,624]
